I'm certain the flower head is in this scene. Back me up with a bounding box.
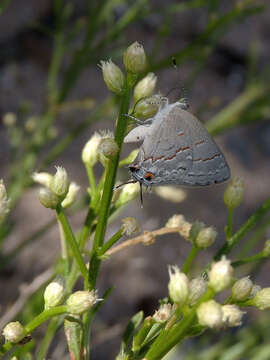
[3,321,26,343]
[44,276,65,309]
[134,72,157,103]
[222,304,245,327]
[66,290,100,315]
[100,60,125,95]
[123,42,147,74]
[208,256,234,292]
[168,265,189,305]
[197,300,223,329]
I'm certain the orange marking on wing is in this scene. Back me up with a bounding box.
[193,154,221,162]
[195,140,205,145]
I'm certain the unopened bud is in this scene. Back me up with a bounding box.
[231,277,253,301]
[224,178,244,209]
[168,265,189,305]
[82,132,102,166]
[66,290,99,315]
[39,188,59,209]
[208,256,234,292]
[115,183,140,206]
[222,304,245,327]
[61,182,80,208]
[253,288,270,310]
[166,214,192,240]
[250,284,262,298]
[44,276,65,309]
[0,180,10,221]
[153,303,173,323]
[262,239,270,257]
[142,231,155,246]
[3,112,16,127]
[134,73,157,103]
[50,167,69,198]
[121,217,140,236]
[154,186,186,203]
[188,277,207,306]
[100,60,125,95]
[197,300,223,329]
[195,226,217,249]
[133,94,161,120]
[123,42,147,74]
[98,138,119,160]
[3,321,26,343]
[32,172,53,188]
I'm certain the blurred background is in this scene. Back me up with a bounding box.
[0,0,270,359]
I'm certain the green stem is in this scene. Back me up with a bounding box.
[232,252,266,268]
[57,218,69,275]
[182,245,199,274]
[37,317,63,360]
[56,206,89,286]
[99,228,124,255]
[0,307,67,356]
[225,208,234,240]
[86,165,97,195]
[89,76,134,290]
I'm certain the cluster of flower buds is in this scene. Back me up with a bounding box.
[33,167,80,209]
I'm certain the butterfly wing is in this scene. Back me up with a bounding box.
[137,104,230,186]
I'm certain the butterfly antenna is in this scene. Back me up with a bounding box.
[114,180,137,190]
[170,58,189,109]
[140,183,143,208]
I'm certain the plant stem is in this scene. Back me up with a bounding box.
[99,228,123,255]
[225,208,234,240]
[86,165,97,195]
[88,76,134,290]
[56,205,89,286]
[232,252,265,268]
[37,317,63,360]
[182,245,199,274]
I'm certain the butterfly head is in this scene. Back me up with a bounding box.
[129,163,157,187]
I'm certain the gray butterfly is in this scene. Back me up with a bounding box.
[124,100,230,187]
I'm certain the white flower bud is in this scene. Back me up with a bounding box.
[123,42,147,74]
[165,214,192,240]
[195,227,217,249]
[231,277,253,301]
[3,321,26,343]
[115,183,140,206]
[39,188,59,209]
[61,182,80,208]
[224,178,244,209]
[222,304,245,327]
[133,94,161,120]
[208,256,234,292]
[134,73,157,103]
[100,60,125,95]
[197,300,223,329]
[32,172,53,188]
[153,303,173,323]
[44,276,65,309]
[50,166,69,198]
[3,112,16,126]
[168,265,189,305]
[253,288,270,310]
[188,277,207,306]
[82,132,102,166]
[0,179,10,221]
[121,217,140,236]
[66,290,99,315]
[154,186,186,203]
[98,138,119,160]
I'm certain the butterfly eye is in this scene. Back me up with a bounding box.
[129,165,139,173]
[144,172,154,181]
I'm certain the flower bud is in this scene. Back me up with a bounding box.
[32,172,53,188]
[61,182,80,208]
[197,300,223,329]
[50,167,69,198]
[154,186,186,203]
[253,288,270,310]
[153,303,173,323]
[44,276,65,309]
[115,183,140,206]
[262,239,270,257]
[188,277,207,306]
[168,265,189,305]
[121,217,140,236]
[3,112,17,126]
[133,94,161,120]
[208,256,234,292]
[66,290,99,315]
[82,132,102,167]
[123,42,147,74]
[39,188,59,209]
[100,60,125,95]
[2,321,26,343]
[142,231,155,246]
[231,276,253,301]
[134,73,157,103]
[224,178,244,209]
[195,226,217,249]
[222,304,245,327]
[250,284,262,298]
[0,179,10,221]
[165,214,192,240]
[98,138,119,160]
